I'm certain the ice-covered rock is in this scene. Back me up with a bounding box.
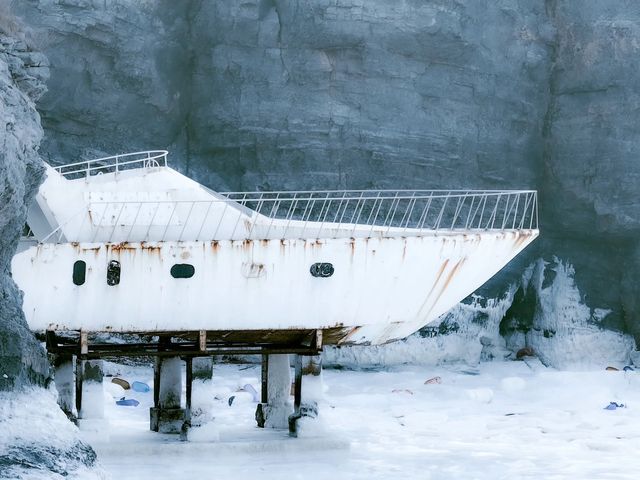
[0,388,104,479]
[0,9,49,390]
[502,258,636,370]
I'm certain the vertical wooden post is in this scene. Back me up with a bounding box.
[80,330,88,355]
[181,357,193,441]
[185,357,193,414]
[75,357,83,420]
[293,354,302,413]
[198,330,207,352]
[288,354,303,435]
[261,354,269,404]
[153,357,161,408]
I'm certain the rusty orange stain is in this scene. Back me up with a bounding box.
[376,321,404,344]
[423,258,466,318]
[417,258,450,314]
[140,243,162,255]
[109,242,137,252]
[338,325,362,345]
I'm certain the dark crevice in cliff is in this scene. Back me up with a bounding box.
[183,0,204,176]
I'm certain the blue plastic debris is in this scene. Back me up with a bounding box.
[623,366,634,372]
[604,402,625,410]
[131,381,150,393]
[116,397,140,407]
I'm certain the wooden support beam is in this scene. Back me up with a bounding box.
[53,345,319,358]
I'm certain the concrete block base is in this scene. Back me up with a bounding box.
[150,407,186,434]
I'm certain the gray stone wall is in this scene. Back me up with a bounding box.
[0,15,49,389]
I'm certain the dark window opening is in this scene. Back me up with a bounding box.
[73,260,86,286]
[22,223,34,238]
[171,264,195,279]
[107,260,121,286]
[310,262,334,278]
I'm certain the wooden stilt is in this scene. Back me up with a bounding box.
[289,354,303,436]
[75,357,83,422]
[181,357,193,441]
[261,354,269,404]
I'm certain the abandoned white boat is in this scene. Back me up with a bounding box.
[13,150,539,348]
[11,150,538,434]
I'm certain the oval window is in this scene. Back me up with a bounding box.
[73,260,86,285]
[310,262,334,278]
[171,264,195,279]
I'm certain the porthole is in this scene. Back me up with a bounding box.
[107,260,121,286]
[310,262,334,278]
[171,264,195,279]
[73,260,86,286]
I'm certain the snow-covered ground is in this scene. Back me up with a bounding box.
[85,359,640,480]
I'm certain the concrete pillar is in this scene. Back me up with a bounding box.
[77,360,105,420]
[288,354,323,437]
[192,357,214,381]
[190,357,213,428]
[256,354,293,429]
[150,356,185,433]
[54,355,75,420]
[76,360,108,439]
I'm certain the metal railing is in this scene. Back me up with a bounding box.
[40,189,538,244]
[54,150,168,179]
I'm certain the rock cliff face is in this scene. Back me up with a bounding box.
[0,14,49,389]
[541,1,640,338]
[9,0,640,358]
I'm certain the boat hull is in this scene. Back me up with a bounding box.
[12,230,537,345]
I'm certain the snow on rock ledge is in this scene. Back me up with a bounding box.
[0,388,105,479]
